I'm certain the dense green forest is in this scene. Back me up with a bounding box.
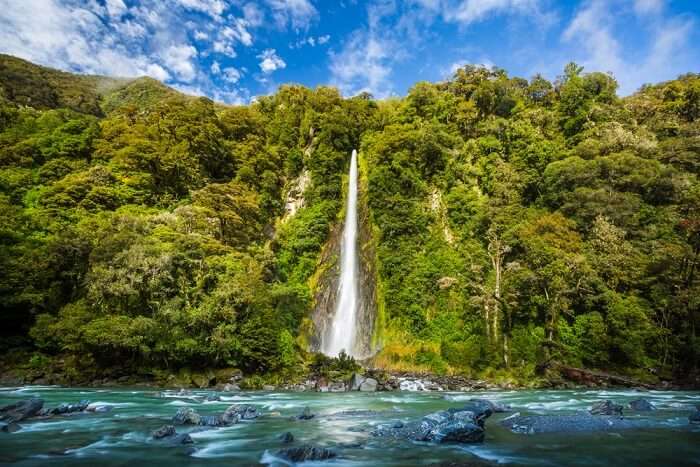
[0,54,698,385]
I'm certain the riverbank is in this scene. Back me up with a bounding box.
[0,363,693,392]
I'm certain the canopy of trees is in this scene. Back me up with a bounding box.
[1,55,698,383]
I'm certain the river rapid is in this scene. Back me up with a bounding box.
[1,386,699,466]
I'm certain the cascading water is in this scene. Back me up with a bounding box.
[322,149,360,357]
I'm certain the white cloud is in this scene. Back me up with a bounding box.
[211,61,221,74]
[317,34,330,45]
[243,2,265,27]
[105,0,128,19]
[222,66,242,83]
[175,0,226,18]
[634,0,663,16]
[160,44,198,82]
[562,0,694,94]
[194,30,208,40]
[265,0,319,30]
[330,29,394,97]
[444,0,542,24]
[258,49,286,73]
[145,63,171,81]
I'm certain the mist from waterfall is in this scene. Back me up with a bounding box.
[323,149,360,357]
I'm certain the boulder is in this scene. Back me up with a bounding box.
[152,425,176,439]
[171,434,194,445]
[349,373,364,391]
[372,405,490,444]
[199,415,226,427]
[0,398,44,422]
[263,385,275,391]
[278,431,294,443]
[359,378,378,392]
[1,422,21,433]
[468,398,511,413]
[589,400,623,416]
[85,403,112,413]
[276,445,337,463]
[690,409,700,424]
[173,408,201,425]
[47,400,90,415]
[628,398,655,411]
[222,383,240,392]
[223,404,259,423]
[296,407,315,420]
[501,414,652,434]
[329,382,346,392]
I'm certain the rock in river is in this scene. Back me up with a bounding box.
[501,414,652,434]
[589,400,623,416]
[0,398,43,422]
[173,408,202,425]
[276,445,337,462]
[372,404,491,444]
[628,398,655,411]
[296,407,315,420]
[152,425,177,439]
[278,431,294,443]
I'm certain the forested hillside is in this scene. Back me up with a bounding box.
[0,54,698,385]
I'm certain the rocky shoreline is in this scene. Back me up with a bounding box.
[0,365,692,392]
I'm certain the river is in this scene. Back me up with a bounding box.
[1,386,699,466]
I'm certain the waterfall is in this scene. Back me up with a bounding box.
[323,149,360,357]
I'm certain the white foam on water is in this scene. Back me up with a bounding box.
[189,424,242,440]
[167,400,196,406]
[190,439,249,458]
[219,395,253,402]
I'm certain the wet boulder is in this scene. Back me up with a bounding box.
[276,445,337,462]
[1,422,21,433]
[690,408,700,424]
[296,407,315,420]
[173,408,202,425]
[279,431,294,443]
[628,398,655,411]
[359,378,378,392]
[223,404,259,423]
[589,400,623,416]
[372,406,489,444]
[152,425,177,439]
[501,414,652,434]
[468,398,511,413]
[199,415,226,427]
[85,403,112,413]
[0,398,44,422]
[46,400,90,416]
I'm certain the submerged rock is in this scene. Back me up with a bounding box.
[1,422,21,433]
[205,394,221,402]
[278,431,294,443]
[589,400,623,416]
[0,398,43,422]
[628,398,655,411]
[468,398,511,413]
[501,414,652,434]
[85,403,112,413]
[276,445,337,462]
[152,425,193,445]
[689,408,700,424]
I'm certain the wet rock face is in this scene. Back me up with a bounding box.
[276,445,337,463]
[0,398,43,422]
[589,400,623,416]
[310,159,379,358]
[371,404,492,444]
[501,414,652,434]
[173,408,201,425]
[628,398,655,411]
[152,425,176,439]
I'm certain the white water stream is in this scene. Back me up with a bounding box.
[323,149,360,357]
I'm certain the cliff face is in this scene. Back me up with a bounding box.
[309,154,380,359]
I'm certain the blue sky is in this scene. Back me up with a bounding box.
[0,0,698,103]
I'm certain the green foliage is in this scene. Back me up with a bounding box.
[0,54,698,381]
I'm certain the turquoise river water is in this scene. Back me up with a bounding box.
[1,386,699,466]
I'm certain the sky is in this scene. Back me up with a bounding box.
[0,0,698,104]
